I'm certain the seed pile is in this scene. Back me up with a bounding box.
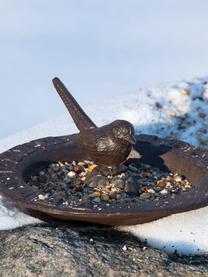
[27,160,192,208]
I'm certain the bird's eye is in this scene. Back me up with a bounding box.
[123,128,129,135]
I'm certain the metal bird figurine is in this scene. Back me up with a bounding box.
[52,77,136,175]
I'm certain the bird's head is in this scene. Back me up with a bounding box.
[111,120,136,145]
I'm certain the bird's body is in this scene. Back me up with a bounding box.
[52,77,136,171]
[76,120,133,166]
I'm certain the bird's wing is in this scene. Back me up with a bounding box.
[79,129,115,154]
[52,77,97,131]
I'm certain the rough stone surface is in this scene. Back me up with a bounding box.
[0,223,208,277]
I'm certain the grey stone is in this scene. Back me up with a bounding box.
[124,176,139,196]
[0,223,207,277]
[112,178,125,190]
[87,176,108,188]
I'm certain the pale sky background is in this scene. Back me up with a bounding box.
[1,0,208,138]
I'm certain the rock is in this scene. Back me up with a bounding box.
[75,185,83,192]
[51,164,60,172]
[38,194,48,200]
[64,163,73,171]
[86,165,97,173]
[139,192,152,200]
[112,178,125,190]
[160,189,168,195]
[174,175,182,182]
[75,178,83,186]
[93,197,101,203]
[128,164,138,172]
[67,171,76,178]
[147,189,155,194]
[52,191,67,205]
[90,191,101,198]
[157,181,166,188]
[0,223,207,276]
[87,176,108,188]
[100,193,109,201]
[73,165,83,174]
[124,176,139,196]
[109,190,117,199]
[81,194,89,202]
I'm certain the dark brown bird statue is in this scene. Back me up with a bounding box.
[52,77,136,175]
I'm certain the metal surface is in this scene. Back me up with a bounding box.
[0,134,208,225]
[52,78,136,168]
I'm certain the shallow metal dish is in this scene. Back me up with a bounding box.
[0,134,208,225]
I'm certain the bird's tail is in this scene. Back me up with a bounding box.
[52,77,97,131]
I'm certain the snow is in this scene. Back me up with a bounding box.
[118,207,208,255]
[0,196,42,230]
[1,77,208,255]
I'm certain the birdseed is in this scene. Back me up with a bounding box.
[27,159,192,209]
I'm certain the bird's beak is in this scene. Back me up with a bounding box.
[127,134,136,145]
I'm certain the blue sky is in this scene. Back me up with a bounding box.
[1,0,208,138]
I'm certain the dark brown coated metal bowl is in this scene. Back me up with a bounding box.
[0,134,208,226]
